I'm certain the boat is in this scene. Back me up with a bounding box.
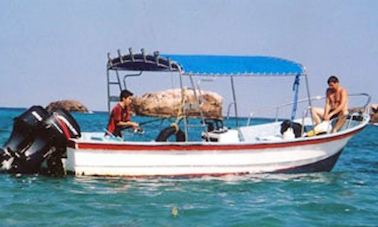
[0,48,371,177]
[64,49,370,176]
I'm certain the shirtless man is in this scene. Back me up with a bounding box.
[311,75,349,133]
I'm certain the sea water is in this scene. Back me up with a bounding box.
[0,108,377,226]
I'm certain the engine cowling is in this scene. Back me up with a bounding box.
[0,106,81,175]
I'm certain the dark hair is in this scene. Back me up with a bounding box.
[327,75,339,84]
[120,89,133,100]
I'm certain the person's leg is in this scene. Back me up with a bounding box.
[311,107,324,125]
[332,113,347,133]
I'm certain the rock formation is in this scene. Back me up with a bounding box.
[370,104,378,123]
[46,100,89,113]
[132,88,223,119]
[349,104,378,124]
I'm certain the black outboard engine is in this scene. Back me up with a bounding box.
[0,106,81,175]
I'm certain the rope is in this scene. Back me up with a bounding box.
[170,123,179,133]
[175,87,188,125]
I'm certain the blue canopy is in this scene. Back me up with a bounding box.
[107,51,304,76]
[107,50,305,120]
[162,54,304,76]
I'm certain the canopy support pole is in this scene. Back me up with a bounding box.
[290,74,301,120]
[106,69,111,112]
[304,73,315,126]
[230,76,239,127]
[106,69,122,113]
[122,71,143,90]
[189,74,206,129]
[179,71,189,141]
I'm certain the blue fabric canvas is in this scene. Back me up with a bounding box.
[161,54,304,76]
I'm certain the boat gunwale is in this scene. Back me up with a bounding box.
[67,115,369,151]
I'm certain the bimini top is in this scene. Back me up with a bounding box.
[107,49,304,76]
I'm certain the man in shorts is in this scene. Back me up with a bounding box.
[311,75,349,133]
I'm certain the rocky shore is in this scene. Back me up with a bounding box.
[132,88,223,119]
[350,104,378,124]
[46,100,89,113]
[370,104,378,123]
[46,96,377,125]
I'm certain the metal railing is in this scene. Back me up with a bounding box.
[226,102,236,120]
[245,93,371,126]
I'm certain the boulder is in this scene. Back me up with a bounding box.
[370,104,378,123]
[46,100,89,113]
[349,104,378,124]
[132,88,223,119]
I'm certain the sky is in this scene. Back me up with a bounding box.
[0,0,377,117]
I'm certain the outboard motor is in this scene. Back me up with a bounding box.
[0,106,81,175]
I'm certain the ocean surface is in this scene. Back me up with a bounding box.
[0,107,377,226]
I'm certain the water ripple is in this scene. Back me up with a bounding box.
[0,110,377,226]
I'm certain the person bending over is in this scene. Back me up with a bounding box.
[106,89,139,137]
[311,75,349,133]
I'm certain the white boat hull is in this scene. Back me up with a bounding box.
[65,125,363,176]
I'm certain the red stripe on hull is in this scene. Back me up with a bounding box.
[68,126,364,152]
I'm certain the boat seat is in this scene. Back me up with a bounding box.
[239,122,282,142]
